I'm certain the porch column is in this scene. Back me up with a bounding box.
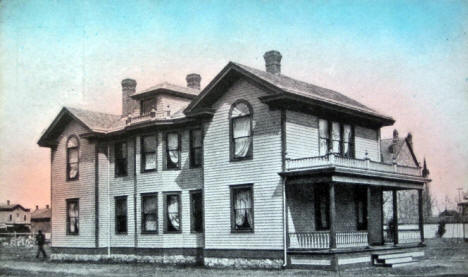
[367,186,371,246]
[329,183,337,249]
[392,189,399,245]
[418,189,425,244]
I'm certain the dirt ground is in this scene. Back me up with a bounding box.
[0,238,467,277]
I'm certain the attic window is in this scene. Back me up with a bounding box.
[141,98,156,116]
[66,136,79,181]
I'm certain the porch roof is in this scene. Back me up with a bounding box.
[280,166,427,190]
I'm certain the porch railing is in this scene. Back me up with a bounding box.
[288,231,368,249]
[289,231,330,249]
[398,229,421,243]
[285,155,421,176]
[336,231,368,248]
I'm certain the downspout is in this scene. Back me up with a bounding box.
[107,144,111,257]
[282,176,288,268]
[280,109,288,268]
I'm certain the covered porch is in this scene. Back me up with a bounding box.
[282,155,428,252]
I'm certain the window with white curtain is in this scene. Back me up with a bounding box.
[166,133,180,169]
[66,136,79,180]
[141,193,158,233]
[141,135,157,171]
[231,185,253,232]
[230,101,253,160]
[165,194,181,233]
[319,119,354,158]
[66,199,79,235]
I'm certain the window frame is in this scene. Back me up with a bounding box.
[140,97,156,116]
[314,186,330,231]
[165,132,181,170]
[164,192,182,234]
[66,198,79,236]
[355,187,368,231]
[189,129,203,168]
[114,141,128,177]
[141,193,158,234]
[230,184,254,233]
[318,119,355,158]
[141,135,157,173]
[229,100,254,161]
[190,190,203,233]
[66,135,80,181]
[115,196,128,235]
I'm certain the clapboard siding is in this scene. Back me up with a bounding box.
[156,94,192,117]
[135,129,203,248]
[96,128,203,248]
[203,79,283,250]
[51,120,96,248]
[355,126,380,161]
[285,111,319,159]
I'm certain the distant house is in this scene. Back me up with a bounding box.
[458,197,468,241]
[38,50,430,269]
[0,200,31,232]
[31,205,51,237]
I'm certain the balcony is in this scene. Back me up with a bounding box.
[125,110,171,125]
[285,155,421,177]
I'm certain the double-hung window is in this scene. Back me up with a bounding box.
[190,190,203,233]
[66,136,79,180]
[165,193,181,233]
[115,142,128,177]
[190,129,202,167]
[141,194,158,233]
[319,119,354,158]
[141,98,155,116]
[115,196,127,234]
[230,101,253,160]
[231,185,254,232]
[66,199,79,235]
[166,133,180,169]
[141,135,157,172]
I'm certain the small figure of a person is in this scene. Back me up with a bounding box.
[35,230,47,259]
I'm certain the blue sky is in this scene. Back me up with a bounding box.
[0,0,467,211]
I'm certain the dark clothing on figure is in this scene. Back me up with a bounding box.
[36,233,47,258]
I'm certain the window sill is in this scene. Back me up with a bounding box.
[115,232,128,235]
[230,157,253,163]
[164,231,182,234]
[231,229,254,234]
[141,231,158,235]
[66,178,79,182]
[163,168,180,171]
[115,175,128,178]
[66,233,79,236]
[141,169,157,174]
[190,230,204,234]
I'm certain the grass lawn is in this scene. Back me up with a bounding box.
[0,238,467,277]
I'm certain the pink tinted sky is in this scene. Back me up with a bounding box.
[0,1,467,213]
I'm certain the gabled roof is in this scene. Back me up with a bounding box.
[37,106,122,147]
[132,82,199,100]
[31,208,51,220]
[380,136,420,167]
[0,203,30,212]
[185,62,394,126]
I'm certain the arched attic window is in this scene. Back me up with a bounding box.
[229,100,253,160]
[66,136,79,180]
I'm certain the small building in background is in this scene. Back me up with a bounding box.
[31,205,51,238]
[0,200,31,232]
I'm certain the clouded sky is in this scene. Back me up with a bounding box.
[1,0,467,213]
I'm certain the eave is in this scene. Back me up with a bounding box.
[259,94,395,128]
[131,88,197,100]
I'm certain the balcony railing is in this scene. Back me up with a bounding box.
[125,111,171,125]
[288,231,368,249]
[285,155,421,176]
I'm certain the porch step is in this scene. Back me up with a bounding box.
[372,251,424,267]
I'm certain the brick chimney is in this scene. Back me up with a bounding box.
[36,205,39,210]
[390,129,399,153]
[186,73,201,90]
[121,78,138,117]
[406,132,413,148]
[7,200,10,206]
[263,50,282,75]
[46,204,50,209]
